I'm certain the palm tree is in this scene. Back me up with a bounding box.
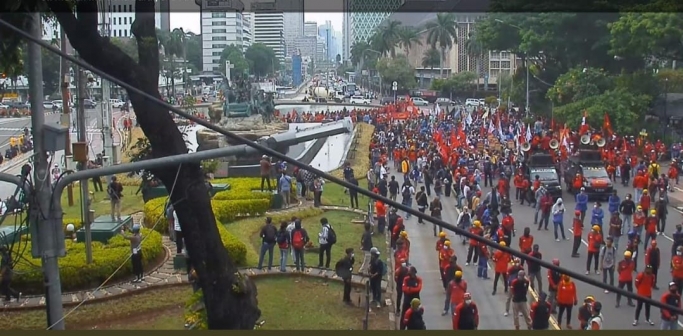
[350,41,370,67]
[374,20,403,57]
[424,13,458,79]
[158,28,185,99]
[398,27,422,57]
[465,31,486,91]
[421,48,441,87]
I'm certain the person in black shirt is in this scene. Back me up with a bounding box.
[378,176,388,198]
[348,176,360,208]
[0,245,20,302]
[335,248,355,305]
[527,244,543,291]
[530,292,551,330]
[368,248,385,307]
[388,175,400,201]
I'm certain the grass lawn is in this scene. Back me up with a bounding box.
[321,182,371,208]
[0,286,191,330]
[0,278,390,330]
[60,186,144,220]
[224,210,386,271]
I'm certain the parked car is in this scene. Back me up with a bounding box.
[435,98,452,106]
[110,99,125,108]
[74,99,97,109]
[411,97,429,106]
[350,95,370,104]
[465,98,480,107]
[42,101,54,109]
[0,103,8,109]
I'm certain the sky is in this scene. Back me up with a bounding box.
[169,12,343,35]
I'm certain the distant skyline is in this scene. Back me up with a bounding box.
[169,11,342,35]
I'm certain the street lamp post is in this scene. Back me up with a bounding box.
[495,19,531,118]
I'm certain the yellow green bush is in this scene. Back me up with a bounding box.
[213,189,271,201]
[141,198,248,266]
[184,290,208,330]
[143,197,270,230]
[12,228,164,294]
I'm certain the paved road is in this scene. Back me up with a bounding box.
[504,175,683,329]
[402,180,514,330]
[0,108,128,201]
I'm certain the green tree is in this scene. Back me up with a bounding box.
[421,48,440,70]
[376,56,417,90]
[245,43,277,78]
[350,41,370,66]
[430,71,477,94]
[465,31,486,91]
[552,88,650,135]
[184,31,202,74]
[218,44,249,79]
[158,28,186,98]
[0,2,260,330]
[654,69,683,93]
[609,13,683,62]
[398,26,422,57]
[110,37,139,63]
[19,43,59,94]
[546,67,614,106]
[373,20,403,57]
[424,13,457,78]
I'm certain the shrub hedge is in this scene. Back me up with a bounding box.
[143,197,270,230]
[142,198,248,266]
[13,228,164,294]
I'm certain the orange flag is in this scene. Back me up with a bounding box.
[603,113,613,137]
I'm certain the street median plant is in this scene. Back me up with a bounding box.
[12,228,164,294]
[328,122,374,181]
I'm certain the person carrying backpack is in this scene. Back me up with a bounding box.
[318,217,336,268]
[258,217,278,271]
[401,182,415,219]
[290,219,309,272]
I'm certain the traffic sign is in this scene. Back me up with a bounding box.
[392,81,398,91]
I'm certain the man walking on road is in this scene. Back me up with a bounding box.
[510,270,532,330]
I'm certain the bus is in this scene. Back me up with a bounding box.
[342,83,357,97]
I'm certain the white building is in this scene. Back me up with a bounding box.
[251,1,285,61]
[200,6,252,72]
[284,13,304,57]
[291,36,317,59]
[304,21,317,37]
[342,0,404,62]
[41,2,169,41]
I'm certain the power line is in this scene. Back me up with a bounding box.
[2,15,681,319]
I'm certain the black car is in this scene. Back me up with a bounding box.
[528,166,562,198]
[563,155,613,200]
[380,97,395,105]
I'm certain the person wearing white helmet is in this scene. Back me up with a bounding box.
[121,223,144,283]
[368,247,385,308]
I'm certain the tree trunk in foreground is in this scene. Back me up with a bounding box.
[50,0,260,329]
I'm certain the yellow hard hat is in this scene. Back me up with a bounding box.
[439,231,446,238]
[643,189,648,194]
[637,205,643,210]
[444,240,451,246]
[650,209,657,215]
[400,231,408,237]
[592,225,600,231]
[473,220,481,227]
[499,241,506,247]
[584,295,595,302]
[411,298,421,307]
[455,270,463,277]
[624,251,632,258]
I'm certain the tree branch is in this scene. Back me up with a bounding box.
[132,0,159,85]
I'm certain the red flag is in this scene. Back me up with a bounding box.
[603,113,613,137]
[579,110,590,135]
[550,118,556,131]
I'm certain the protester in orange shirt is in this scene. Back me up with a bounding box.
[617,250,636,307]
[556,274,577,329]
[518,227,534,266]
[444,270,467,315]
[671,246,683,295]
[435,231,448,257]
[633,265,656,326]
[586,225,603,275]
[513,173,524,200]
[571,210,583,257]
[375,200,387,233]
[492,241,511,295]
[640,189,651,215]
[439,240,454,289]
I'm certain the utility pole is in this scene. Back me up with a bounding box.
[28,12,66,329]
[99,1,115,181]
[59,28,74,206]
[76,64,92,264]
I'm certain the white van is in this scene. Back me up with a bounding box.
[110,99,125,108]
[465,98,480,107]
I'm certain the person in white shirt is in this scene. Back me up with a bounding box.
[173,210,183,254]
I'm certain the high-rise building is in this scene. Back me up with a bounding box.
[281,0,304,57]
[291,36,317,59]
[318,21,334,61]
[342,0,404,61]
[251,0,285,61]
[304,21,317,37]
[44,1,168,40]
[200,1,252,72]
